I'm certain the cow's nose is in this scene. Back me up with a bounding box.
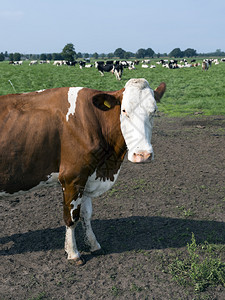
[132,151,152,163]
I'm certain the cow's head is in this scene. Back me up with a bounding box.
[120,78,166,163]
[92,78,166,163]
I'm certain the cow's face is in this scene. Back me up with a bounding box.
[92,78,166,163]
[120,79,160,163]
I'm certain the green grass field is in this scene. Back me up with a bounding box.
[0,60,225,116]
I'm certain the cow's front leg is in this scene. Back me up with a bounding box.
[80,196,102,254]
[62,182,85,265]
[65,224,84,265]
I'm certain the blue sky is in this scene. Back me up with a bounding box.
[1,0,225,54]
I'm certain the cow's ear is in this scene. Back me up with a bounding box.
[154,82,166,102]
[92,93,120,111]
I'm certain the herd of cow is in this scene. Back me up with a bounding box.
[53,59,138,80]
[8,57,225,81]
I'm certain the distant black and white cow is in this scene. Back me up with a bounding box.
[96,62,123,80]
[113,64,123,80]
[79,61,86,69]
[169,60,178,69]
[95,61,104,68]
[202,60,209,71]
[96,63,114,75]
[66,61,77,67]
[29,60,38,65]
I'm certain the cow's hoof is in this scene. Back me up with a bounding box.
[70,256,86,266]
[91,248,105,256]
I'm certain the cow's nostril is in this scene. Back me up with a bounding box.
[134,153,144,157]
[132,151,152,163]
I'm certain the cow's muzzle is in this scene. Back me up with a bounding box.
[130,151,153,163]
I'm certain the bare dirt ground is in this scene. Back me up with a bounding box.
[1,115,225,300]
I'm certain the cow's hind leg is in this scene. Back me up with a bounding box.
[80,196,102,254]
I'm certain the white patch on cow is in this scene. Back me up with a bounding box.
[70,197,82,221]
[66,87,83,121]
[84,168,121,198]
[80,196,101,252]
[0,172,59,197]
[65,225,80,260]
[120,78,157,162]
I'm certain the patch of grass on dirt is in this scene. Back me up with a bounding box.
[111,285,121,296]
[168,233,225,293]
[176,205,195,218]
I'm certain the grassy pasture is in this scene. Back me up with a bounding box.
[0,59,225,116]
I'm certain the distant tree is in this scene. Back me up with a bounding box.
[183,48,197,57]
[13,52,21,61]
[100,53,106,59]
[114,48,126,59]
[169,48,183,58]
[126,51,135,58]
[40,53,47,60]
[107,53,114,59]
[136,48,146,58]
[9,53,14,61]
[124,52,129,59]
[52,53,63,60]
[31,54,38,60]
[145,48,155,58]
[124,51,134,59]
[61,43,76,62]
[93,52,99,59]
[215,49,225,56]
[77,52,83,58]
[0,52,5,61]
[46,53,52,60]
[4,51,8,58]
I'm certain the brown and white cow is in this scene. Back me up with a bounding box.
[0,78,166,265]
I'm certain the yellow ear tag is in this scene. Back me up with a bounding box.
[104,100,111,108]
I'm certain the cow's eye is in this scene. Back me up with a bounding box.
[122,109,129,118]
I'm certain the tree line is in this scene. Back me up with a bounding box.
[1,43,225,62]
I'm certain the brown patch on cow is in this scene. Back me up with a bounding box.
[0,88,68,194]
[63,203,74,227]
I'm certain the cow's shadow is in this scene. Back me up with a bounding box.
[1,216,225,258]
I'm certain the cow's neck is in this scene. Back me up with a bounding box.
[94,103,127,181]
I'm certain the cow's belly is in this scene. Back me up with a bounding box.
[84,169,121,198]
[0,172,60,197]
